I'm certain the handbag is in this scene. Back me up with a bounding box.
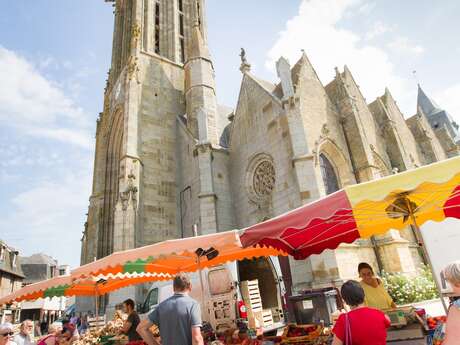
[344,312,352,345]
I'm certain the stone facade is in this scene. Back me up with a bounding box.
[0,241,23,298]
[0,241,24,323]
[20,253,61,285]
[81,0,460,306]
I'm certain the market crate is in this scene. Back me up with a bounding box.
[240,280,263,312]
[261,309,274,327]
[280,324,324,344]
[88,315,106,329]
[241,279,264,329]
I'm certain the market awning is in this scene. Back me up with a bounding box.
[0,272,173,304]
[72,230,284,279]
[240,156,460,259]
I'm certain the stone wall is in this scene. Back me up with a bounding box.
[229,74,299,228]
[138,53,186,244]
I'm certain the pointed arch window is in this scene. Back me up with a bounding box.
[319,153,339,195]
[154,0,161,54]
[178,0,185,62]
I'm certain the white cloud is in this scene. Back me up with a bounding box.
[0,172,92,267]
[365,21,394,40]
[357,1,375,15]
[387,36,425,55]
[435,83,460,124]
[26,127,93,150]
[0,46,93,148]
[265,0,414,115]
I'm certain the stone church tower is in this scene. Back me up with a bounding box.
[80,0,459,309]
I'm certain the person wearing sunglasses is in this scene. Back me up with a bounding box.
[0,323,16,345]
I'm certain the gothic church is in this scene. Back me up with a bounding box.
[80,0,460,306]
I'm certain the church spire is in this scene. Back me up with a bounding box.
[417,84,441,116]
[184,0,219,145]
[187,14,211,61]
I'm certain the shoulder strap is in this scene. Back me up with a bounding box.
[345,312,352,345]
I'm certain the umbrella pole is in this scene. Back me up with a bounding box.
[409,213,449,313]
[95,284,99,324]
[197,256,206,310]
[95,294,98,319]
[193,224,207,319]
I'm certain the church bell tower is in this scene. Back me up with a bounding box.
[82,0,210,263]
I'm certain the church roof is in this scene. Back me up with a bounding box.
[417,84,459,143]
[417,84,442,116]
[20,253,58,266]
[250,74,277,94]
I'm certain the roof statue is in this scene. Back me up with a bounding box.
[239,48,251,73]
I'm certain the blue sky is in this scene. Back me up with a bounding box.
[1,0,459,268]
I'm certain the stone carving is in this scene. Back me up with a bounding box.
[104,69,111,94]
[240,48,248,64]
[131,22,141,49]
[127,55,140,83]
[311,124,331,165]
[246,154,276,203]
[239,48,251,73]
[119,170,138,211]
[253,160,276,197]
[321,123,330,137]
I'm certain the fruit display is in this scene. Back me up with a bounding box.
[281,324,325,344]
[73,319,125,345]
[427,315,446,330]
[203,323,330,345]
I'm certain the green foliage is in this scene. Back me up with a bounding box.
[381,265,438,304]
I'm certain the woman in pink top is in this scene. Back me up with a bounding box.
[443,261,460,345]
[37,324,71,345]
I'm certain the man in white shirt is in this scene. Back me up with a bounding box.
[13,320,35,345]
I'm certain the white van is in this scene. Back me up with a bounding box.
[138,257,286,333]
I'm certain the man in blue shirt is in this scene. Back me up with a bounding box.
[137,273,204,345]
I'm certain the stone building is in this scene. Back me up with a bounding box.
[0,240,24,323]
[19,254,69,323]
[80,0,459,307]
[20,253,62,285]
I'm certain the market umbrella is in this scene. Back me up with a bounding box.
[240,156,460,259]
[240,156,460,311]
[72,230,284,279]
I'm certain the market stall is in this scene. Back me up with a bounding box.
[2,157,458,344]
[0,231,286,344]
[240,156,460,342]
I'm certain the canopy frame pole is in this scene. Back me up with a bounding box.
[193,224,207,321]
[95,284,99,328]
[406,198,449,313]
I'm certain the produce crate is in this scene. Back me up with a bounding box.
[88,315,106,329]
[241,280,263,312]
[281,324,324,344]
[261,309,274,327]
[241,280,263,329]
